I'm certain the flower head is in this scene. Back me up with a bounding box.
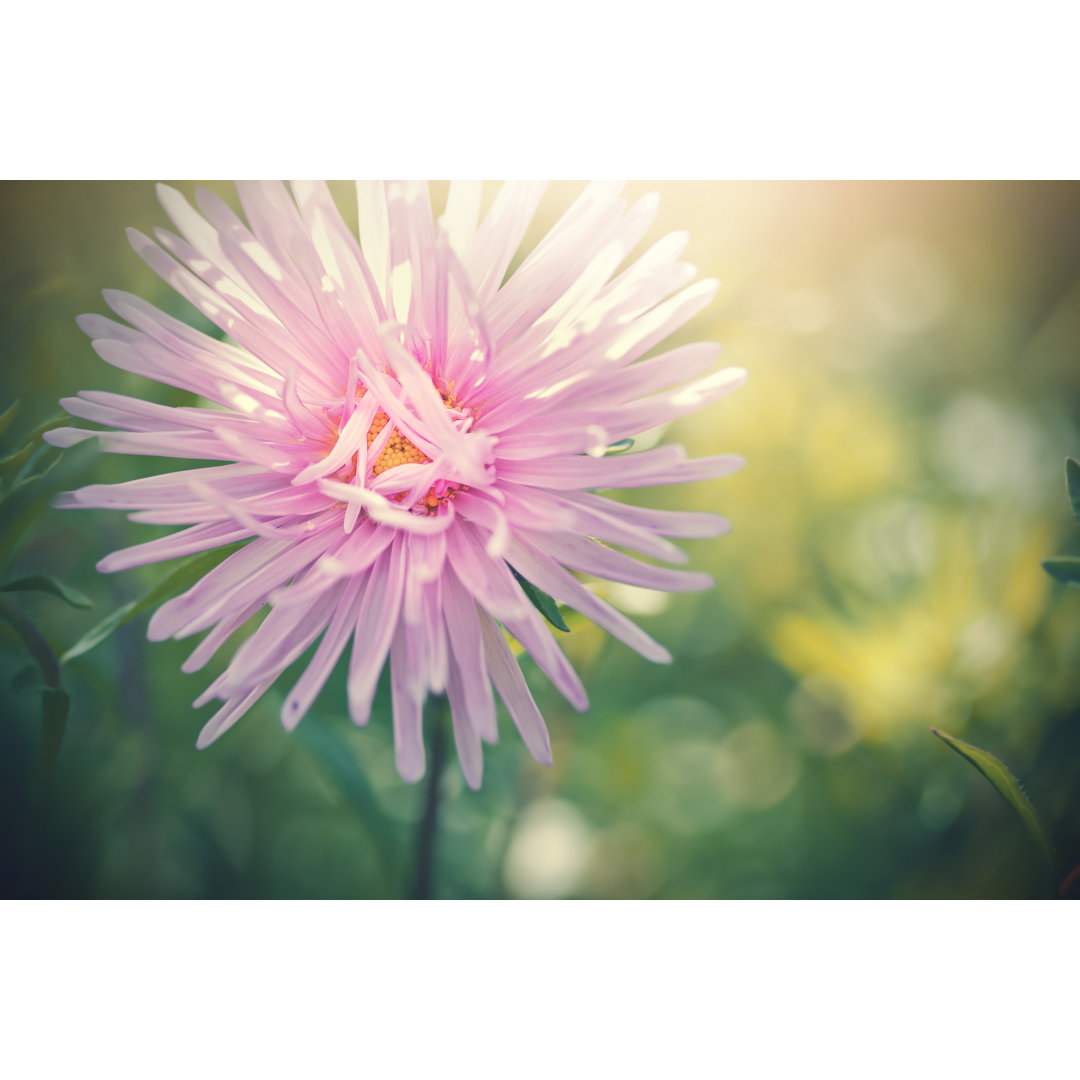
[47,181,745,788]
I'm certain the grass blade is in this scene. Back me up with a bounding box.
[931,727,1056,891]
[0,400,19,440]
[0,442,36,478]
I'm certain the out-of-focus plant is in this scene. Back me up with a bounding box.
[0,401,82,783]
[6,181,1080,900]
[941,457,1080,900]
[1041,458,1080,588]
[931,728,1060,898]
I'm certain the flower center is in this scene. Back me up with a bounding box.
[367,412,429,476]
[319,378,480,517]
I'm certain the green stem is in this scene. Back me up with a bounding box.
[0,594,60,688]
[411,699,448,900]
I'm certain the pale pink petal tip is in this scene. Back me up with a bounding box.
[55,180,743,786]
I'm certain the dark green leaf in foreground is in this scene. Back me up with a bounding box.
[0,400,20,440]
[1041,556,1080,586]
[0,574,92,609]
[61,542,248,664]
[932,727,1056,888]
[1067,457,1080,523]
[509,565,570,632]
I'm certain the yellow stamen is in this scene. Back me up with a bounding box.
[322,378,474,514]
[367,412,430,475]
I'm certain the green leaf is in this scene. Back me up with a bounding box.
[509,565,570,632]
[3,447,61,502]
[33,687,69,788]
[932,727,1056,889]
[0,494,51,573]
[0,400,20,440]
[61,542,248,664]
[0,574,92,609]
[606,438,635,455]
[0,412,67,485]
[1041,556,1080,586]
[0,441,36,478]
[18,412,68,447]
[1067,457,1080,523]
[0,594,60,689]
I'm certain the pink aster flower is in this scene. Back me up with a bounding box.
[47,182,745,788]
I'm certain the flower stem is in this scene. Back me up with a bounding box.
[411,697,448,900]
[0,595,60,689]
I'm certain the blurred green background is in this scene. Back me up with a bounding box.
[2,181,1079,899]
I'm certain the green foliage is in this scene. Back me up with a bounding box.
[0,400,20,439]
[932,728,1056,892]
[1,574,92,609]
[61,543,248,665]
[0,595,60,689]
[0,496,51,574]
[6,182,1080,900]
[509,565,570,632]
[0,410,64,485]
[0,441,36,478]
[1043,459,1080,586]
[0,404,91,786]
[1067,457,1080,523]
[0,592,69,787]
[1042,557,1080,586]
[0,408,70,573]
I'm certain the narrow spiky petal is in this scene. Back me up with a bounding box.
[48,181,743,786]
